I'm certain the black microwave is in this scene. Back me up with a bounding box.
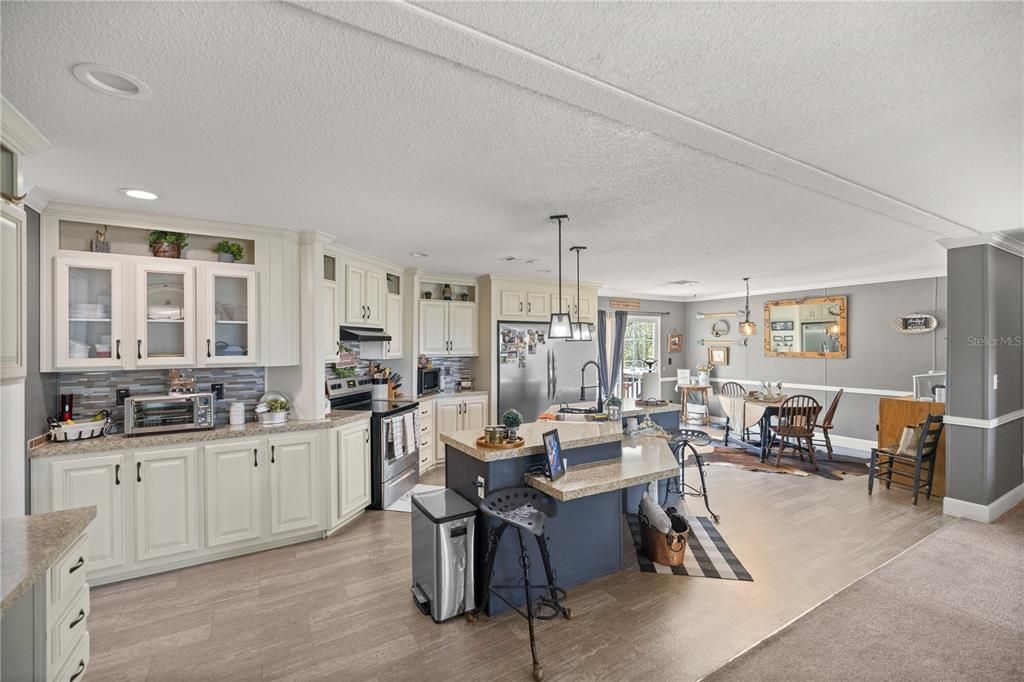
[418,367,441,395]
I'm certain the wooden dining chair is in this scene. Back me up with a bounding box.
[719,382,749,444]
[814,389,844,460]
[868,414,944,505]
[770,395,822,470]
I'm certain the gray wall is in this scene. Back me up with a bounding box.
[23,208,59,510]
[597,297,688,402]
[946,245,1023,507]
[607,277,946,444]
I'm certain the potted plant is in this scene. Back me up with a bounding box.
[501,408,523,441]
[256,398,290,425]
[147,230,189,258]
[212,240,244,263]
[695,362,713,387]
[605,395,622,420]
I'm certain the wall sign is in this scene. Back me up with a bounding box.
[609,298,642,310]
[770,321,794,331]
[892,313,938,334]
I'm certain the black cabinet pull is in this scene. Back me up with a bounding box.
[114,463,120,486]
[69,556,85,574]
[271,445,276,464]
[136,462,142,482]
[365,429,369,443]
[69,660,85,682]
[115,339,121,359]
[69,609,86,629]
[137,339,142,360]
[527,302,532,313]
[207,339,212,358]
[253,448,258,467]
[519,301,523,312]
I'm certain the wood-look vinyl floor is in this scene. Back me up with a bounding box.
[88,464,950,681]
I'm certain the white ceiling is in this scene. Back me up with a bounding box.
[2,1,1020,300]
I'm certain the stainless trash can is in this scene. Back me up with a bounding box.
[411,488,477,622]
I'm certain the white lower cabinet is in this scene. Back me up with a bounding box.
[434,395,488,462]
[204,439,263,548]
[133,447,199,562]
[49,455,126,572]
[331,420,371,529]
[268,433,319,535]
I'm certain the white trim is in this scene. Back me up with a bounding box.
[23,187,51,213]
[938,232,1024,258]
[706,377,910,398]
[828,435,874,456]
[943,483,1024,523]
[944,409,1024,430]
[0,97,52,155]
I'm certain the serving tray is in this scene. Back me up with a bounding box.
[475,436,526,450]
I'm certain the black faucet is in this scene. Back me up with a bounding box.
[580,361,603,412]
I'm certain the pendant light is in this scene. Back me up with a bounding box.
[568,245,593,341]
[738,277,757,336]
[547,215,573,339]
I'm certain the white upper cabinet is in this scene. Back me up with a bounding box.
[323,254,340,360]
[1,202,26,379]
[418,300,477,357]
[526,292,549,319]
[54,257,125,370]
[385,293,403,358]
[344,262,386,326]
[199,268,257,365]
[448,302,478,356]
[499,290,525,317]
[419,300,450,355]
[136,262,195,367]
[574,294,594,323]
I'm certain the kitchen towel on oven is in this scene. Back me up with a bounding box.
[403,412,416,451]
[391,416,405,457]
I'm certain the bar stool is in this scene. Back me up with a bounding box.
[478,487,571,681]
[666,429,719,522]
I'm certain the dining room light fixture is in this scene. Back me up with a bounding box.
[738,277,757,336]
[568,245,592,342]
[119,187,158,200]
[547,215,573,339]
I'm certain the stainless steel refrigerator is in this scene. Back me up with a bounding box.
[497,323,598,423]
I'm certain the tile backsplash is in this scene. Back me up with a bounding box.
[57,367,265,431]
[425,356,474,393]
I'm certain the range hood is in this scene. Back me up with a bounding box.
[339,326,392,342]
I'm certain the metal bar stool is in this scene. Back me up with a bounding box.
[666,429,720,522]
[478,487,571,681]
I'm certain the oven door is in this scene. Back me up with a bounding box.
[380,413,420,481]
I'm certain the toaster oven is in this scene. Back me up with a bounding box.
[124,393,216,436]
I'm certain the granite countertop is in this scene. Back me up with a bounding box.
[417,390,489,402]
[550,398,681,418]
[2,507,97,614]
[525,436,710,502]
[440,420,624,463]
[31,410,369,458]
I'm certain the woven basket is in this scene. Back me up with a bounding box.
[640,509,689,566]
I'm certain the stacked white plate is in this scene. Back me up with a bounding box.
[69,302,110,319]
[68,339,91,359]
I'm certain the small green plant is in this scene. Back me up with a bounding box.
[501,409,523,430]
[212,240,244,261]
[334,366,356,379]
[606,395,622,407]
[265,398,290,412]
[146,230,189,249]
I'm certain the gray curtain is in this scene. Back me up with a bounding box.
[597,309,628,398]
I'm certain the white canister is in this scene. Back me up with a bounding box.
[371,382,389,401]
[229,401,245,426]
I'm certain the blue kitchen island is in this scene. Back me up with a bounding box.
[441,403,704,616]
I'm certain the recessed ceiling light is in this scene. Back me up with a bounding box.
[409,252,429,258]
[73,63,151,99]
[120,188,158,200]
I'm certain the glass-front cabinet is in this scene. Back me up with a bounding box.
[55,257,124,368]
[201,268,257,365]
[136,263,194,366]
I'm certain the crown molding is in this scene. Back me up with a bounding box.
[1,97,51,155]
[938,232,1024,258]
[23,187,51,213]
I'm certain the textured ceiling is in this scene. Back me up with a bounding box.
[1,1,1020,300]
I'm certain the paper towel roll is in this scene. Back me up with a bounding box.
[641,372,660,401]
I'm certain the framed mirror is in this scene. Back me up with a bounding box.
[764,295,847,358]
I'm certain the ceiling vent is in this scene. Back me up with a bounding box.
[670,280,699,286]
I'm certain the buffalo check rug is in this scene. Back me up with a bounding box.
[627,513,753,581]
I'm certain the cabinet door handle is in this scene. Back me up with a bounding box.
[137,339,142,360]
[69,608,86,629]
[527,302,531,313]
[253,448,258,467]
[69,556,85,574]
[519,301,523,312]
[136,461,142,482]
[115,339,121,359]
[336,340,342,354]
[114,463,121,486]
[69,660,86,682]
[271,444,275,464]
[207,339,212,358]
[365,429,369,443]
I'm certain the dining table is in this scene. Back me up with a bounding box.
[719,394,789,462]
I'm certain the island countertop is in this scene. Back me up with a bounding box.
[440,420,625,462]
[524,435,710,501]
[2,507,96,614]
[30,409,370,458]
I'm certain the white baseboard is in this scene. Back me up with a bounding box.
[828,435,874,457]
[943,483,1024,523]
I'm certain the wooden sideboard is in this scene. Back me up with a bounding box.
[877,396,947,497]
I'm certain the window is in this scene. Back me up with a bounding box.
[622,315,660,377]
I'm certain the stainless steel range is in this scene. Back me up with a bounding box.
[326,377,421,510]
